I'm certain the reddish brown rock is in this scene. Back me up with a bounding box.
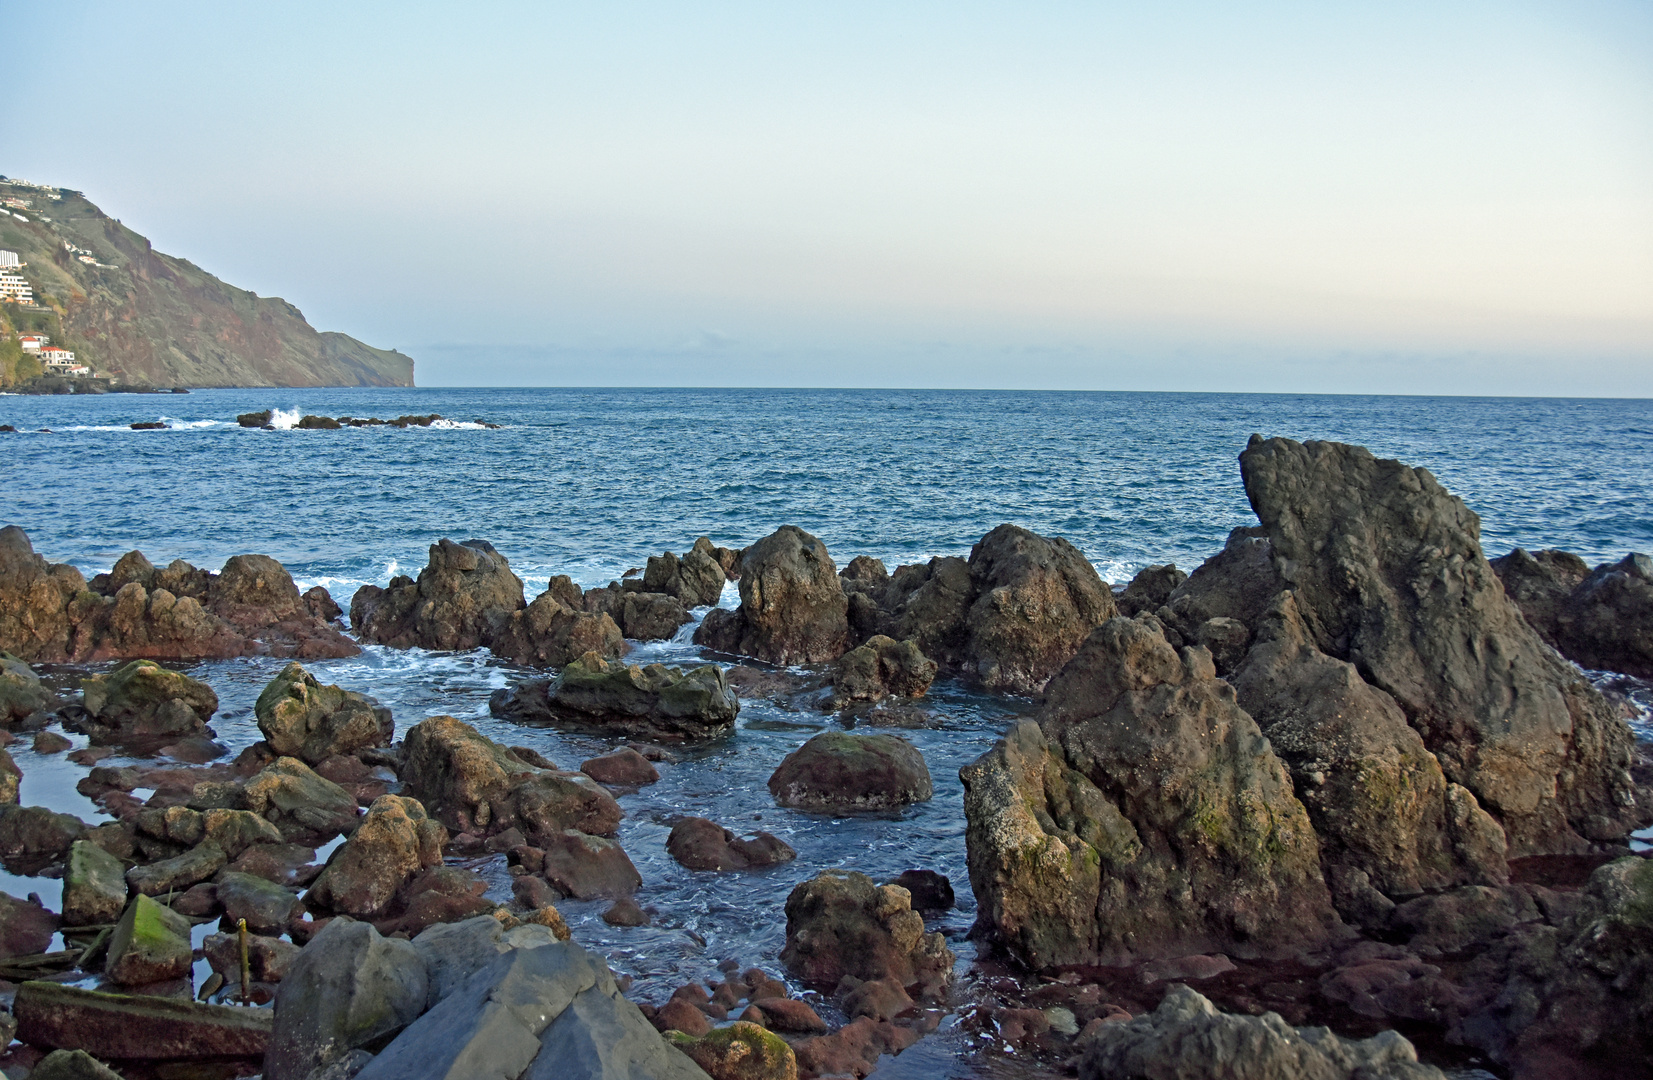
[666,816,796,871]
[580,747,661,786]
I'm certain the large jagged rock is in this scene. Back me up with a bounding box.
[308,795,448,918]
[0,526,91,662]
[494,588,628,667]
[1114,564,1187,618]
[0,653,60,724]
[694,525,850,664]
[582,585,691,641]
[829,635,937,707]
[634,547,726,607]
[768,732,933,812]
[351,538,526,652]
[358,937,710,1080]
[1554,554,1653,679]
[779,870,954,999]
[264,917,429,1080]
[401,716,622,838]
[871,526,1115,693]
[1232,591,1509,925]
[536,652,740,740]
[960,524,1118,693]
[255,662,395,764]
[1239,435,1645,855]
[963,615,1339,968]
[1488,548,1590,646]
[1080,984,1448,1080]
[77,659,218,743]
[242,757,361,841]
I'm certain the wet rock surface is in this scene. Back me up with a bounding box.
[768,731,933,812]
[531,652,741,740]
[255,661,395,764]
[695,525,851,665]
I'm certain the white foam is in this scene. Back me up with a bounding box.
[267,407,302,430]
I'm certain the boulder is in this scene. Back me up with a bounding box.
[1239,435,1644,854]
[0,526,91,662]
[63,839,129,926]
[1079,984,1447,1080]
[583,585,691,641]
[401,715,622,838]
[0,652,60,724]
[494,587,627,667]
[1553,553,1653,678]
[0,890,59,955]
[304,584,345,622]
[201,806,286,857]
[356,939,709,1080]
[829,636,937,707]
[351,538,526,651]
[779,870,954,997]
[67,579,245,661]
[243,757,361,841]
[696,536,744,579]
[963,616,1338,968]
[14,981,273,1059]
[540,653,740,741]
[1231,591,1509,923]
[126,842,227,896]
[537,828,642,899]
[1488,548,1590,646]
[78,659,218,743]
[669,1022,797,1080]
[666,816,796,871]
[265,917,429,1080]
[255,662,395,764]
[1157,525,1284,641]
[105,893,193,985]
[694,525,850,664]
[378,864,496,936]
[308,795,447,918]
[884,869,954,911]
[1114,564,1187,618]
[411,914,564,1009]
[637,547,727,608]
[217,870,305,934]
[878,556,974,670]
[960,523,1118,693]
[204,929,300,984]
[0,805,88,874]
[29,1050,125,1080]
[768,732,932,812]
[580,747,660,786]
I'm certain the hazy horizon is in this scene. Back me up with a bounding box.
[7,1,1651,395]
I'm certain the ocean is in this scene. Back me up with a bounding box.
[1,387,1649,1076]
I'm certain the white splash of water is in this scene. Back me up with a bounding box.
[268,407,302,430]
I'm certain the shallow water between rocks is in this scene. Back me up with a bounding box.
[3,388,1652,1077]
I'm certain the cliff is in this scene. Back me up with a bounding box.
[0,179,413,388]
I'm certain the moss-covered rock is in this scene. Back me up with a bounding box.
[540,652,739,740]
[79,659,218,743]
[105,893,192,985]
[669,1021,798,1080]
[63,839,128,926]
[768,731,932,812]
[254,661,394,764]
[0,652,60,724]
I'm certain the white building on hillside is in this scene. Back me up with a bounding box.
[18,334,46,352]
[0,273,32,304]
[0,250,18,268]
[40,347,76,368]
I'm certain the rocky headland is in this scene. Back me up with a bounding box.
[0,434,1645,1080]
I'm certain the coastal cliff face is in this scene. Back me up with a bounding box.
[0,182,413,388]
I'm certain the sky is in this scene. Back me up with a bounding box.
[5,1,1652,393]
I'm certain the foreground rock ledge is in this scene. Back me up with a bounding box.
[14,981,273,1059]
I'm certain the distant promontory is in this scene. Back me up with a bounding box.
[0,176,413,388]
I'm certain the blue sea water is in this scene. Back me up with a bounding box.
[0,387,1647,1077]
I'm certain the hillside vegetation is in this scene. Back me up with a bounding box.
[0,179,413,387]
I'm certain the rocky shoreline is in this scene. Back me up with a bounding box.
[0,434,1647,1080]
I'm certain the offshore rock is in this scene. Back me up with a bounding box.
[779,870,954,998]
[635,546,727,607]
[963,615,1338,968]
[1554,553,1653,679]
[255,662,395,765]
[494,588,627,667]
[768,732,933,812]
[1080,984,1447,1080]
[264,917,429,1080]
[539,652,740,740]
[1232,591,1509,923]
[878,555,974,671]
[1488,548,1590,647]
[0,653,60,724]
[582,585,691,641]
[694,525,850,664]
[1239,435,1645,854]
[1114,564,1187,618]
[666,816,797,871]
[78,659,218,743]
[536,828,643,899]
[829,635,937,707]
[350,538,525,652]
[307,795,447,918]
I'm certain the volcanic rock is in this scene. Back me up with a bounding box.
[1239,435,1644,855]
[0,890,59,956]
[0,653,60,724]
[242,756,361,841]
[1553,553,1653,679]
[1157,525,1285,643]
[78,659,218,743]
[779,870,954,997]
[1114,564,1187,618]
[666,816,796,871]
[204,929,300,985]
[494,587,627,667]
[768,731,932,812]
[62,839,128,926]
[636,546,727,607]
[537,828,642,899]
[829,635,937,707]
[694,525,850,664]
[884,869,954,911]
[105,893,193,985]
[126,841,227,895]
[669,1022,797,1080]
[255,661,394,764]
[217,870,305,934]
[0,804,88,874]
[539,652,740,741]
[583,585,691,640]
[350,538,525,651]
[308,794,447,918]
[1488,548,1590,646]
[580,746,660,786]
[962,615,1338,968]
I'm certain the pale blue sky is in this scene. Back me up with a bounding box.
[7,1,1652,392]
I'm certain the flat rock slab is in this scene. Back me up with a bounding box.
[14,981,273,1059]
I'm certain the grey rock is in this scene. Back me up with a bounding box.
[63,839,129,926]
[28,1049,125,1080]
[693,525,850,665]
[126,841,227,896]
[256,662,395,765]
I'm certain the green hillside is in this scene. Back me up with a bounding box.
[0,178,413,388]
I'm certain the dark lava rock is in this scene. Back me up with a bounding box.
[768,731,933,812]
[538,652,740,741]
[829,635,937,707]
[254,661,394,765]
[580,747,660,786]
[884,869,954,911]
[665,816,796,871]
[779,869,954,997]
[583,585,691,641]
[1552,553,1653,679]
[1115,563,1187,617]
[694,524,851,665]
[351,538,524,652]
